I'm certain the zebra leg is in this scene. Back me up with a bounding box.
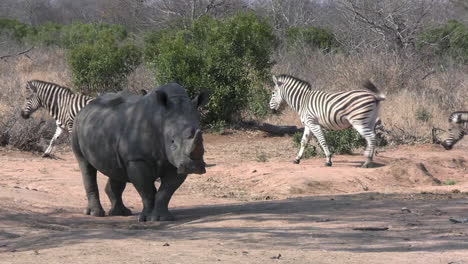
[43,126,65,157]
[105,178,132,216]
[293,127,312,164]
[309,124,333,166]
[353,126,376,168]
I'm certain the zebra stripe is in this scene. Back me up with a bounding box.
[269,74,385,168]
[20,80,94,156]
[441,111,467,150]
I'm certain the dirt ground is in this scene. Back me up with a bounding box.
[0,131,467,264]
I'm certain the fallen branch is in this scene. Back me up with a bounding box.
[0,46,34,60]
[352,227,389,231]
[241,121,304,135]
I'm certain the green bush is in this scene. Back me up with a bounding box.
[60,22,127,48]
[292,132,318,158]
[415,107,432,123]
[144,12,277,124]
[0,18,35,41]
[292,128,366,158]
[285,26,338,52]
[63,22,141,94]
[68,40,141,94]
[418,20,468,64]
[325,129,366,155]
[29,22,63,46]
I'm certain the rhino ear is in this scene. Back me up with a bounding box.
[139,89,147,95]
[193,92,208,108]
[155,91,168,107]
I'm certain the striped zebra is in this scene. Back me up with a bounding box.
[20,80,94,157]
[269,74,386,168]
[439,111,468,150]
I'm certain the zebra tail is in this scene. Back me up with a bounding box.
[363,80,386,101]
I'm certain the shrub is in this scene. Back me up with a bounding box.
[292,132,318,158]
[292,128,366,158]
[415,107,432,123]
[418,20,468,64]
[325,129,366,155]
[144,12,277,124]
[0,18,35,41]
[60,22,127,49]
[0,111,56,152]
[68,40,141,94]
[285,26,338,52]
[62,23,141,94]
[31,22,63,46]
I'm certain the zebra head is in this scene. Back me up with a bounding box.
[20,81,42,119]
[441,127,464,150]
[269,75,285,114]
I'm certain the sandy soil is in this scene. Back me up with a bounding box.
[0,131,467,264]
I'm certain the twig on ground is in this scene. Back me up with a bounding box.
[0,47,34,60]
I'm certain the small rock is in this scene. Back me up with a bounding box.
[452,189,461,193]
[163,243,170,246]
[242,251,248,254]
[252,170,257,173]
[271,254,282,259]
[449,218,468,224]
[401,207,411,213]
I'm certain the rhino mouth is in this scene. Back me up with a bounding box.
[177,159,206,174]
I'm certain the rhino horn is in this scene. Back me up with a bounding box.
[189,129,204,159]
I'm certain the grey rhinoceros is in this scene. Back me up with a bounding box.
[72,83,207,221]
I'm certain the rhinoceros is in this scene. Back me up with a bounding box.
[72,83,207,221]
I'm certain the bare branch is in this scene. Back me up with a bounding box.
[0,47,34,60]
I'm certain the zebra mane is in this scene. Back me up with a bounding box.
[277,74,313,91]
[29,80,75,95]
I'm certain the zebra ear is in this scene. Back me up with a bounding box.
[193,92,208,108]
[26,81,37,92]
[272,75,278,85]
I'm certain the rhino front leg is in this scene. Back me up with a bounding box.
[78,161,105,217]
[151,169,187,221]
[127,161,156,222]
[105,178,132,216]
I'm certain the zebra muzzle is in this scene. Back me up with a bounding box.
[20,110,30,119]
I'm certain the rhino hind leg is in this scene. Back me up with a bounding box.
[105,179,132,216]
[151,169,188,221]
[78,160,105,217]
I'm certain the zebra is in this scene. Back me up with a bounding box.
[437,111,468,150]
[269,74,386,168]
[20,80,94,157]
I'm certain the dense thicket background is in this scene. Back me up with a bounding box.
[0,0,467,152]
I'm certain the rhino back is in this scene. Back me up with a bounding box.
[73,94,161,180]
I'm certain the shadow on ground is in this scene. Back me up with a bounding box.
[2,192,467,254]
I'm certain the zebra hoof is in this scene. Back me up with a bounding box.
[293,159,300,164]
[325,162,332,167]
[42,153,53,159]
[361,162,372,168]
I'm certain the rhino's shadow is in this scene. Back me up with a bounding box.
[2,192,468,254]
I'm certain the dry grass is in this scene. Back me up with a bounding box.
[0,41,157,151]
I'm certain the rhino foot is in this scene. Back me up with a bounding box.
[84,207,105,217]
[108,205,132,216]
[138,211,175,222]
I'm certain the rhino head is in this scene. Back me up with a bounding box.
[154,85,208,175]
